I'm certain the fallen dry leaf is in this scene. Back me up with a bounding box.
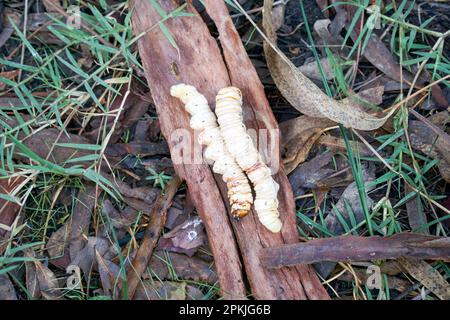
[0,274,17,300]
[398,256,450,300]
[42,0,64,12]
[145,250,218,284]
[46,224,71,270]
[25,249,64,300]
[0,176,25,240]
[280,115,334,174]
[298,58,337,81]
[134,280,186,300]
[263,0,393,130]
[409,118,450,183]
[159,216,206,257]
[95,249,121,298]
[69,186,96,262]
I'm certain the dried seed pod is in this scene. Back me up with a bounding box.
[215,87,282,233]
[170,84,253,219]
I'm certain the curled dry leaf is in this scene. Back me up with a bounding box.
[280,85,384,173]
[317,135,373,156]
[262,0,393,131]
[280,116,335,174]
[95,249,121,299]
[159,216,206,257]
[289,152,354,197]
[398,256,450,300]
[25,249,64,300]
[70,237,114,277]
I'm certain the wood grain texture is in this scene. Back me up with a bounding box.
[204,0,329,300]
[261,233,450,268]
[131,0,246,299]
[132,0,329,299]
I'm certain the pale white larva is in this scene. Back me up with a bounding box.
[170,84,253,219]
[215,87,282,233]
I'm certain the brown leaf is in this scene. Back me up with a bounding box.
[95,249,121,298]
[409,118,450,183]
[87,86,150,144]
[317,135,373,156]
[25,249,64,300]
[0,274,17,300]
[398,256,450,300]
[42,0,64,12]
[70,237,112,277]
[0,176,25,240]
[298,58,337,81]
[134,281,187,300]
[0,70,19,91]
[324,166,375,235]
[262,0,394,131]
[69,186,96,261]
[159,216,206,257]
[271,3,286,31]
[46,224,71,270]
[280,115,334,173]
[35,260,64,300]
[145,250,218,284]
[25,255,40,299]
[105,141,169,158]
[288,152,354,194]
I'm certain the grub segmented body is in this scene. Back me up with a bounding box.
[170,84,253,219]
[215,87,282,233]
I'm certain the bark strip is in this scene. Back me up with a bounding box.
[260,233,450,269]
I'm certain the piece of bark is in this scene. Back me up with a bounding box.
[204,0,329,300]
[0,175,25,240]
[132,0,328,300]
[260,233,450,268]
[126,175,182,299]
[131,0,247,300]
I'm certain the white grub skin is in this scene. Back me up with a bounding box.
[215,87,282,233]
[170,84,253,219]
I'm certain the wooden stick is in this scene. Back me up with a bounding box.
[260,233,450,269]
[131,0,247,299]
[126,175,182,299]
[204,0,329,300]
